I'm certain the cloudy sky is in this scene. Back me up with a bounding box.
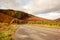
[0,0,60,20]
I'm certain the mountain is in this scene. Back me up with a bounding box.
[0,9,55,24]
[55,18,60,21]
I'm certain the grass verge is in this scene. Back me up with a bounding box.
[0,23,19,40]
[27,24,60,28]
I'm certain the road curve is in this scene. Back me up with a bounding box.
[14,25,60,40]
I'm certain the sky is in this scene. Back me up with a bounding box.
[0,0,60,20]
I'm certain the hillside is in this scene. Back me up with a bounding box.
[0,9,58,24]
[0,9,31,24]
[0,9,59,25]
[0,13,27,24]
[0,9,30,20]
[55,18,60,21]
[0,13,14,23]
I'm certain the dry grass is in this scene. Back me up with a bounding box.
[27,21,60,28]
[27,24,60,28]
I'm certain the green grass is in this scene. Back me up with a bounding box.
[0,23,19,40]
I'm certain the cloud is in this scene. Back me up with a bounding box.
[0,0,32,10]
[23,0,60,19]
[0,0,24,10]
[24,0,60,14]
[0,0,60,14]
[35,12,60,20]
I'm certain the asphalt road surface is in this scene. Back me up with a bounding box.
[15,25,60,40]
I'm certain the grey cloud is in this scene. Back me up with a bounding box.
[24,0,60,14]
[0,0,23,10]
[0,0,60,14]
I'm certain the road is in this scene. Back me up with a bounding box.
[15,25,60,40]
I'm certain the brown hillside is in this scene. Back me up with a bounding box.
[0,9,55,24]
[0,9,30,20]
[55,18,60,21]
[24,15,51,22]
[0,13,14,23]
[0,9,51,22]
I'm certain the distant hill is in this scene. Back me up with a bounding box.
[55,18,60,21]
[24,14,51,21]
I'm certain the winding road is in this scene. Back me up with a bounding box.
[15,25,60,40]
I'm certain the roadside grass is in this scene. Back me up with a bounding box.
[27,24,60,28]
[27,21,60,28]
[0,23,19,40]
